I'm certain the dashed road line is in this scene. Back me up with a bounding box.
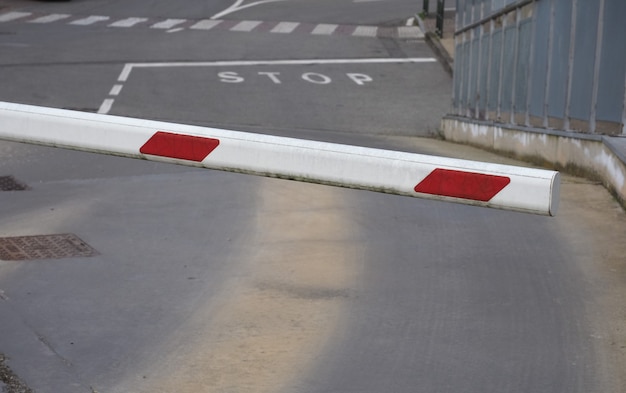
[0,11,31,22]
[311,23,338,35]
[69,15,110,26]
[231,20,262,32]
[109,17,149,28]
[150,18,186,29]
[190,19,223,30]
[29,14,71,24]
[0,10,424,39]
[270,21,299,33]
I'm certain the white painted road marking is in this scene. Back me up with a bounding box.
[217,71,373,85]
[311,24,338,35]
[211,0,288,20]
[231,20,262,32]
[70,15,110,26]
[190,19,223,30]
[0,12,32,22]
[0,11,425,39]
[109,17,149,28]
[109,85,124,96]
[150,19,186,29]
[271,21,300,33]
[29,14,71,24]
[99,58,437,114]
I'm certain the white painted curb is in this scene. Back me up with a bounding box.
[0,102,559,215]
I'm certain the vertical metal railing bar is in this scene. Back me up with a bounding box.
[455,0,460,30]
[510,7,521,124]
[564,0,578,131]
[590,0,605,134]
[475,24,483,119]
[525,0,538,126]
[497,14,507,121]
[485,18,494,121]
[466,28,474,117]
[456,32,463,116]
[543,0,555,128]
[465,0,476,117]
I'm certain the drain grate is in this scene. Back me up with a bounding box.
[0,234,98,261]
[0,176,28,191]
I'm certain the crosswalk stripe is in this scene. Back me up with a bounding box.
[230,20,262,32]
[270,21,300,33]
[70,15,110,26]
[311,24,338,35]
[150,19,186,29]
[0,12,32,22]
[29,14,71,24]
[190,19,223,30]
[352,26,378,37]
[109,17,148,27]
[0,11,426,40]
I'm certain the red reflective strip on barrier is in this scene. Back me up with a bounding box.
[140,131,219,162]
[414,169,510,202]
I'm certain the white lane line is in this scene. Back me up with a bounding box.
[150,19,186,29]
[230,20,262,32]
[118,64,135,82]
[190,19,223,30]
[124,58,437,70]
[98,98,115,114]
[70,15,110,26]
[311,24,338,35]
[352,26,378,37]
[109,17,149,27]
[270,21,300,33]
[29,14,71,24]
[109,84,124,96]
[0,12,32,22]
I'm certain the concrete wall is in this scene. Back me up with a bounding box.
[442,117,626,206]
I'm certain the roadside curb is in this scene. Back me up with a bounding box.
[414,13,454,76]
[441,117,626,210]
[424,32,454,76]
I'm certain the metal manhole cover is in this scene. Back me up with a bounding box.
[0,234,98,261]
[0,176,28,191]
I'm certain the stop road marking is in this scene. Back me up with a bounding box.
[98,58,437,114]
[218,71,374,85]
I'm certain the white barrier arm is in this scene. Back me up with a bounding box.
[0,101,559,216]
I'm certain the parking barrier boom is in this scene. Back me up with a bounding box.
[0,101,559,215]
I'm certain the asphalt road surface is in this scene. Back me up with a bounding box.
[0,0,625,392]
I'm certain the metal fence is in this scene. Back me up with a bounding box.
[452,0,626,135]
